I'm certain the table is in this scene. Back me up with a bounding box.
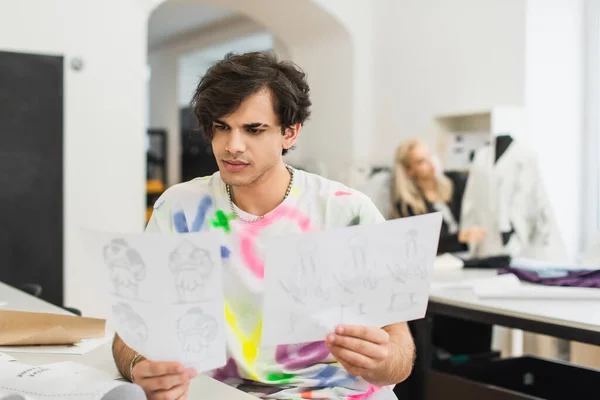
[429,269,600,346]
[0,281,255,399]
[413,268,600,400]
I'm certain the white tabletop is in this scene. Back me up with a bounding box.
[430,268,600,335]
[0,281,255,399]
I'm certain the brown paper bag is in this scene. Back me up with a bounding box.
[0,310,106,346]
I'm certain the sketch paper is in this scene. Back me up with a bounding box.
[0,337,110,355]
[262,213,443,346]
[474,284,600,300]
[0,352,16,362]
[429,273,521,292]
[434,253,464,271]
[0,361,145,400]
[80,230,226,373]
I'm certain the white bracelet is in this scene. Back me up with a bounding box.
[129,353,142,382]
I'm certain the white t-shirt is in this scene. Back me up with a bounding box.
[146,167,387,399]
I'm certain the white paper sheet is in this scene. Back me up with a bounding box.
[261,213,443,346]
[0,336,110,355]
[0,361,144,400]
[510,257,598,270]
[0,352,16,362]
[30,361,116,381]
[434,253,464,271]
[430,273,521,292]
[474,284,600,300]
[80,230,226,373]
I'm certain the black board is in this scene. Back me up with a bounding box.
[0,50,64,306]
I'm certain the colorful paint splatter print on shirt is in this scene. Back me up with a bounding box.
[146,168,386,399]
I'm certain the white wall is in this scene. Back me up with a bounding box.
[524,0,585,260]
[312,0,375,167]
[0,0,147,317]
[286,32,353,179]
[582,0,600,246]
[372,0,526,166]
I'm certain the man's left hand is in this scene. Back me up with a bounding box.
[325,325,390,378]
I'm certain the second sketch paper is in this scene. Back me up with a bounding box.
[261,213,443,346]
[0,360,145,400]
[81,231,226,373]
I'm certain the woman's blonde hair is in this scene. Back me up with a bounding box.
[393,138,453,217]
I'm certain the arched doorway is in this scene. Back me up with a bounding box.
[145,0,355,184]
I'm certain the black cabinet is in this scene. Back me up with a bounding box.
[180,107,218,182]
[428,356,600,400]
[0,50,64,306]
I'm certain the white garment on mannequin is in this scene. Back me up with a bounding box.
[460,139,566,261]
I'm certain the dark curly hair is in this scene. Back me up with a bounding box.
[191,51,312,156]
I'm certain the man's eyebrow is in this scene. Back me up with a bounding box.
[213,119,229,126]
[243,122,270,129]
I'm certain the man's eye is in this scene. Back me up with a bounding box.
[214,124,228,131]
[247,128,261,134]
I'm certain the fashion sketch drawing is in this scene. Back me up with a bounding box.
[334,234,377,320]
[169,240,215,303]
[387,229,425,311]
[279,240,329,333]
[103,238,147,300]
[112,303,149,344]
[176,307,218,362]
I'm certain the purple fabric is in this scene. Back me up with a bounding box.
[499,267,600,288]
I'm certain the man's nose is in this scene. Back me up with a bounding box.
[226,129,246,154]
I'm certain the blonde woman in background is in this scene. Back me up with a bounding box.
[394,138,487,253]
[393,138,492,395]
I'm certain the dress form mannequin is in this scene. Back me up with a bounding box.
[494,134,513,163]
[494,134,515,245]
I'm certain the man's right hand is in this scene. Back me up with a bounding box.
[132,360,198,400]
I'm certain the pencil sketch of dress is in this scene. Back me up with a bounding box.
[279,240,329,332]
[112,303,148,343]
[387,229,425,311]
[176,308,218,362]
[334,234,377,320]
[169,240,215,303]
[103,238,146,300]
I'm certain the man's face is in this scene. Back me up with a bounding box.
[211,88,297,187]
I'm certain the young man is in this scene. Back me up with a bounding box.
[113,51,415,400]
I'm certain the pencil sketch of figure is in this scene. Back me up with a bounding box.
[348,234,377,290]
[279,240,330,333]
[403,229,427,279]
[387,292,420,313]
[176,308,218,361]
[112,303,148,343]
[169,240,215,303]
[387,229,426,311]
[279,240,329,305]
[334,234,377,320]
[103,238,146,300]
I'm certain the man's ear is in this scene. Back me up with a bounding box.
[283,123,301,150]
